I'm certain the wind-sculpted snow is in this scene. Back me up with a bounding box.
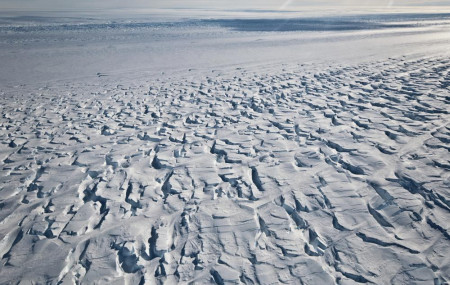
[0,56,449,284]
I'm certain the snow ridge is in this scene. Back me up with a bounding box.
[0,56,449,284]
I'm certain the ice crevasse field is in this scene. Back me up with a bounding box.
[0,3,449,284]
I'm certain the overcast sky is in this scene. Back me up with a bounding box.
[1,0,449,11]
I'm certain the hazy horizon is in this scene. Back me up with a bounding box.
[1,0,450,12]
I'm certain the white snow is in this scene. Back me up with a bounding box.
[0,9,449,284]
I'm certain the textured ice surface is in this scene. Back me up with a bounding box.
[0,11,449,285]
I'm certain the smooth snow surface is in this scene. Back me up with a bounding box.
[0,10,449,284]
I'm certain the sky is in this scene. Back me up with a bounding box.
[1,0,450,11]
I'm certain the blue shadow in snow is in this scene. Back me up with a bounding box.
[2,13,450,33]
[202,13,450,32]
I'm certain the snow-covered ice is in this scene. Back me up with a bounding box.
[0,9,449,284]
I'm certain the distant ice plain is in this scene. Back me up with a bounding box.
[1,9,450,85]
